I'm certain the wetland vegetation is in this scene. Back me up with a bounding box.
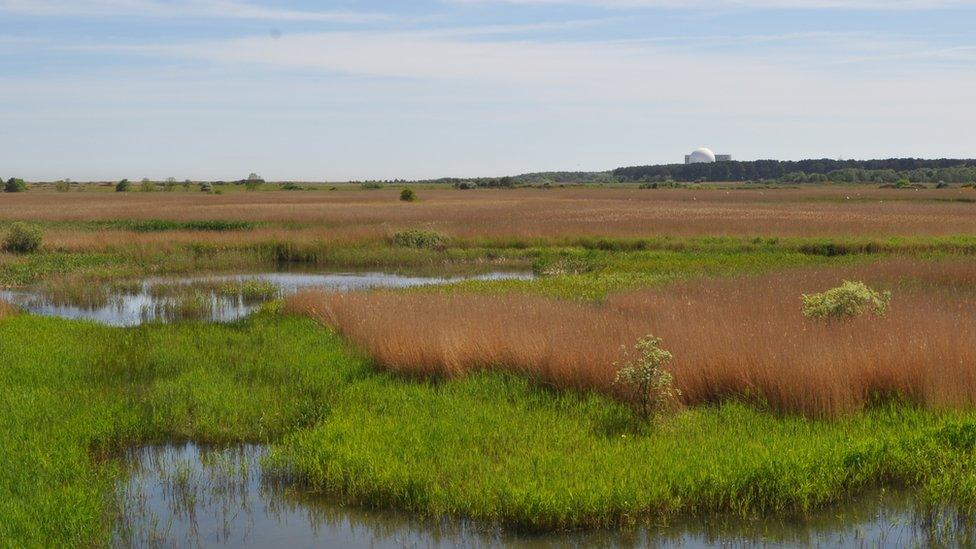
[2,184,976,545]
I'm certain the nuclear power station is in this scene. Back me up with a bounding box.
[685,147,731,164]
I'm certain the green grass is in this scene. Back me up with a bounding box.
[5,227,976,290]
[3,311,976,545]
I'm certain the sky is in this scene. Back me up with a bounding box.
[1,0,975,181]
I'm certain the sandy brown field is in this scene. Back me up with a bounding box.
[3,187,976,239]
[288,258,976,418]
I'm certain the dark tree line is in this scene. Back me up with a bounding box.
[613,158,976,183]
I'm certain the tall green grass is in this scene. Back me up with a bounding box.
[4,312,976,544]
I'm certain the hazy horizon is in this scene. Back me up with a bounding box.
[2,0,975,181]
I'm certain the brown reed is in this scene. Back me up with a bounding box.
[4,187,976,239]
[287,259,976,418]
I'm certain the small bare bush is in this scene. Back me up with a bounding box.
[613,335,680,420]
[802,280,891,320]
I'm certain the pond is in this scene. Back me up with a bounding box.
[114,444,975,548]
[0,271,531,327]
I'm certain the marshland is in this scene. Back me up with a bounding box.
[3,181,976,545]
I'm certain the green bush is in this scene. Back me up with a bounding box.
[280,182,302,191]
[613,335,680,421]
[140,179,156,192]
[391,229,447,250]
[4,178,26,193]
[532,256,592,277]
[129,219,254,232]
[802,280,891,320]
[115,179,130,192]
[3,222,42,254]
[55,181,71,192]
[200,182,213,193]
[399,188,416,202]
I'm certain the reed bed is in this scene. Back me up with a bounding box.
[4,187,976,238]
[286,291,643,392]
[288,259,976,418]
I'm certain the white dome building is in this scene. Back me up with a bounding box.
[684,147,731,164]
[687,147,716,163]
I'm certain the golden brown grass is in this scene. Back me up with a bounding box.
[287,259,976,418]
[4,186,976,239]
[286,291,641,392]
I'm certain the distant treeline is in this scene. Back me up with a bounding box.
[613,159,976,183]
[405,171,612,188]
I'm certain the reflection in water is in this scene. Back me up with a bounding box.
[114,444,976,548]
[0,271,531,327]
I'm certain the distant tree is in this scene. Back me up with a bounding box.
[140,179,156,192]
[115,179,130,192]
[400,188,416,202]
[4,178,26,193]
[614,158,976,183]
[55,180,71,192]
[200,182,213,193]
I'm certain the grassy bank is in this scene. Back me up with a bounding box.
[4,311,976,544]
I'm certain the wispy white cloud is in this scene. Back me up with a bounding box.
[79,27,973,116]
[446,0,976,10]
[0,0,390,22]
[4,4,976,179]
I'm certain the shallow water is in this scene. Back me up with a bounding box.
[114,444,975,548]
[0,271,530,327]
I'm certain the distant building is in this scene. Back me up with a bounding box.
[684,147,732,164]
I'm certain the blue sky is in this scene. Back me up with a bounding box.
[1,0,975,181]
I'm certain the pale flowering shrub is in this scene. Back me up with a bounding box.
[802,280,891,321]
[613,335,680,421]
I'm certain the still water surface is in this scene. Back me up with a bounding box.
[114,444,974,548]
[0,271,530,327]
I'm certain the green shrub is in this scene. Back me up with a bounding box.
[613,335,680,421]
[3,222,42,254]
[400,188,416,202]
[4,178,26,193]
[391,229,447,250]
[115,179,130,192]
[200,182,213,193]
[361,182,383,190]
[129,219,254,232]
[802,280,891,320]
[140,179,156,192]
[280,182,302,191]
[55,181,71,192]
[532,256,592,277]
